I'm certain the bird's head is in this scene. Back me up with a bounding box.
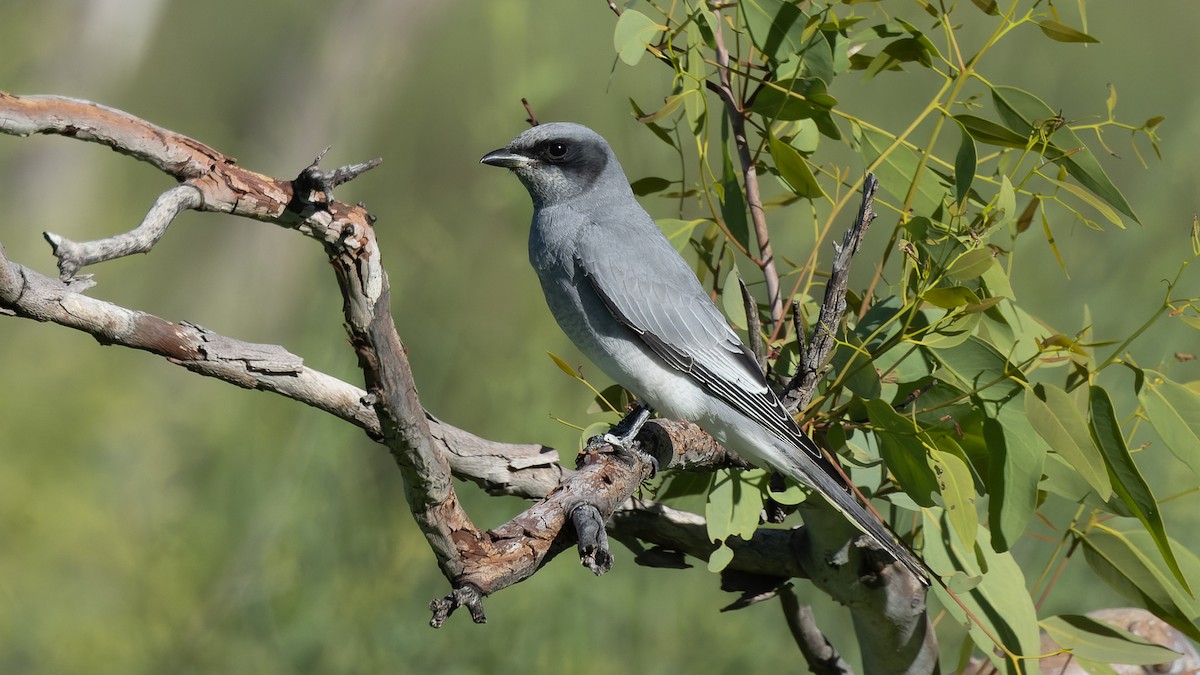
[481,123,625,206]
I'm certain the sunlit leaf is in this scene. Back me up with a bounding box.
[923,285,979,309]
[1026,382,1111,500]
[722,268,749,331]
[613,9,665,66]
[548,351,579,379]
[983,412,1044,551]
[948,248,995,281]
[1140,371,1200,478]
[1045,175,1125,229]
[1041,614,1182,665]
[924,512,1041,673]
[768,132,825,198]
[636,92,687,123]
[1089,385,1190,592]
[1081,526,1200,641]
[752,78,838,121]
[932,439,977,551]
[740,0,808,64]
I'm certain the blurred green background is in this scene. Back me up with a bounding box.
[1,2,1197,673]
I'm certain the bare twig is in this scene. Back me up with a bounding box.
[710,10,784,331]
[521,97,540,127]
[779,586,853,675]
[737,275,766,371]
[782,173,878,414]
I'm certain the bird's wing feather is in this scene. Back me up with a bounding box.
[575,238,830,469]
[577,242,933,585]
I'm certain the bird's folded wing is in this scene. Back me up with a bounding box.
[576,249,828,466]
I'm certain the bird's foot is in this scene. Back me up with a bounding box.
[587,403,659,476]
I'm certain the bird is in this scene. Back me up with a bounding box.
[481,122,929,586]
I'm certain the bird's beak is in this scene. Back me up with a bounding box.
[481,149,533,169]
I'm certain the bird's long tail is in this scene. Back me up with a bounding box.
[776,444,932,586]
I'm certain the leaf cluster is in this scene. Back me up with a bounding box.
[598,0,1200,670]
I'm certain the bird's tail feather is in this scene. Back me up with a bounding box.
[777,448,932,586]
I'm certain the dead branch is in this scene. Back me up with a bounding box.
[0,91,924,658]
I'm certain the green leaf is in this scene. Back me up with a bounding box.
[1081,526,1200,641]
[752,78,838,121]
[1140,371,1200,478]
[947,248,995,281]
[854,123,949,216]
[722,268,749,331]
[922,285,980,310]
[1026,382,1111,500]
[635,92,687,123]
[984,411,1045,552]
[952,117,976,207]
[1041,614,1182,665]
[923,512,1041,673]
[991,86,1138,222]
[1037,19,1100,44]
[830,329,881,400]
[613,9,664,66]
[1090,385,1190,592]
[1045,175,1125,229]
[969,0,999,15]
[631,176,672,196]
[720,131,750,250]
[768,132,824,198]
[548,351,579,379]
[740,0,808,64]
[932,439,977,551]
[864,399,939,506]
[954,114,1028,148]
[930,336,1024,396]
[707,542,734,573]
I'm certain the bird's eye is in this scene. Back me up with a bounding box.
[544,142,569,161]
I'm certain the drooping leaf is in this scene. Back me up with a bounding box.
[740,0,808,64]
[952,117,976,207]
[947,248,996,281]
[923,512,1041,674]
[864,398,938,505]
[831,329,882,400]
[720,134,750,250]
[631,176,672,196]
[1140,370,1200,478]
[991,86,1138,222]
[932,438,978,551]
[613,9,665,66]
[636,92,687,123]
[752,77,838,121]
[1081,525,1200,641]
[548,351,580,379]
[1041,614,1182,665]
[955,114,1028,148]
[1089,385,1190,592]
[1026,382,1111,500]
[1037,20,1100,44]
[768,132,825,198]
[722,267,749,331]
[854,122,949,215]
[983,410,1045,551]
[1045,175,1125,229]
